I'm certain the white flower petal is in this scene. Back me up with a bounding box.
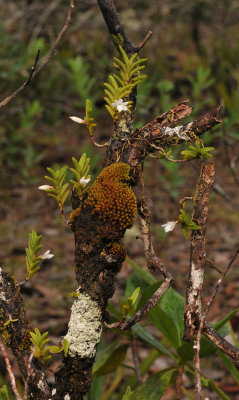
[38,185,53,191]
[41,250,54,260]
[112,99,129,112]
[69,116,85,124]
[162,221,178,233]
[80,177,91,186]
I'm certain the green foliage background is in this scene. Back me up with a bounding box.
[1,0,239,399]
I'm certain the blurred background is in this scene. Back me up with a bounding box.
[0,0,239,398]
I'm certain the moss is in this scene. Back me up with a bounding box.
[18,332,31,350]
[84,163,137,230]
[70,207,82,223]
[108,242,126,262]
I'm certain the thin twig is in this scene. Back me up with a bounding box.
[120,197,173,331]
[175,367,183,400]
[223,123,239,188]
[0,0,74,108]
[149,143,189,163]
[24,48,41,87]
[0,337,22,400]
[23,349,34,400]
[131,336,143,384]
[203,322,239,362]
[195,246,239,399]
[138,30,153,51]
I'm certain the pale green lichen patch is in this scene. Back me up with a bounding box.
[64,288,102,358]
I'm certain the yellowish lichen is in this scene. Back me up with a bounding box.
[84,163,137,229]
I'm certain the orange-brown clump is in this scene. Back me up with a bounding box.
[109,242,127,261]
[69,206,82,223]
[84,163,137,229]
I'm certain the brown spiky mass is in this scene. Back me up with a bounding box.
[84,163,137,229]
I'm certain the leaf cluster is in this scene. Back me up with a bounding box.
[45,166,70,211]
[104,46,147,119]
[181,141,214,160]
[30,328,52,364]
[70,153,91,197]
[178,209,201,239]
[30,329,69,364]
[0,385,9,400]
[25,230,43,279]
[121,287,140,318]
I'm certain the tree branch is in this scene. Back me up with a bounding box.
[183,162,215,342]
[0,267,50,399]
[97,0,137,55]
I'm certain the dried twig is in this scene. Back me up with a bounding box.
[183,162,215,342]
[131,336,143,384]
[0,337,22,400]
[138,30,153,51]
[175,367,183,400]
[0,0,74,108]
[24,48,41,87]
[201,246,239,356]
[120,198,173,331]
[203,322,239,361]
[23,349,34,400]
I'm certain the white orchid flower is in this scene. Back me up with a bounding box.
[80,177,91,186]
[162,220,178,233]
[41,250,54,260]
[69,116,86,124]
[38,185,53,191]
[112,99,129,112]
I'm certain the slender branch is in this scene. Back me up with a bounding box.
[203,322,239,362]
[0,267,50,399]
[23,350,35,400]
[131,336,142,384]
[120,198,173,331]
[175,367,183,400]
[0,0,74,108]
[118,104,222,167]
[24,48,41,87]
[138,30,153,51]
[200,246,239,363]
[0,337,22,400]
[223,124,239,188]
[183,162,215,342]
[97,0,137,55]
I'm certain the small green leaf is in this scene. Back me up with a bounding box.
[122,386,133,400]
[126,257,156,285]
[88,377,104,400]
[129,368,176,399]
[44,166,70,211]
[181,141,214,160]
[92,341,128,378]
[25,230,43,279]
[30,328,52,364]
[218,350,239,384]
[62,338,69,357]
[178,209,200,238]
[132,324,174,359]
[0,385,9,400]
[49,346,63,354]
